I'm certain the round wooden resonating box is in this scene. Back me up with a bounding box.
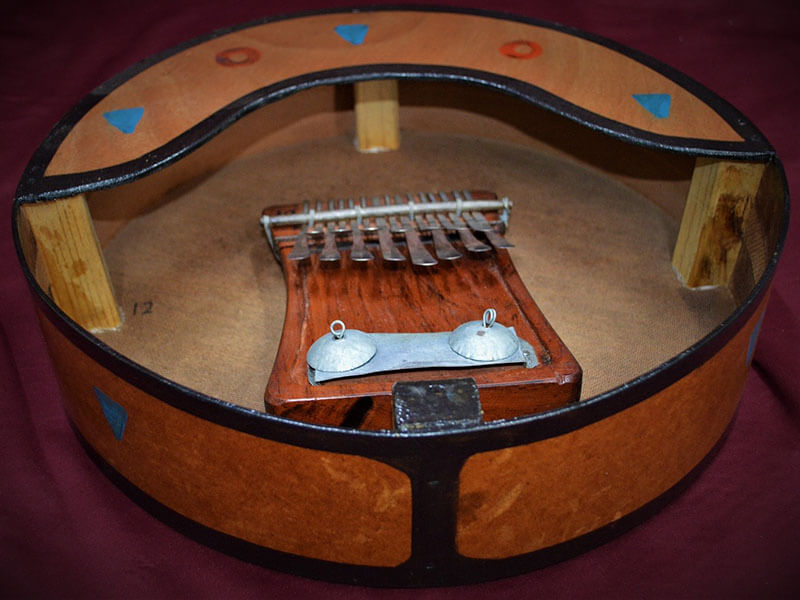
[12,7,789,587]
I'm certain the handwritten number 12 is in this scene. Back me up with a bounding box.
[132,300,153,316]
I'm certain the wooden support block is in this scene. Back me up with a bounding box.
[20,195,121,331]
[354,79,400,152]
[672,158,766,288]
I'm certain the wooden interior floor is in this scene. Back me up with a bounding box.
[94,131,735,413]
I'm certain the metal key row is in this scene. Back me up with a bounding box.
[264,191,513,266]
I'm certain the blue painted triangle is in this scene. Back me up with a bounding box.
[633,93,671,119]
[94,387,128,440]
[335,24,369,45]
[103,107,144,134]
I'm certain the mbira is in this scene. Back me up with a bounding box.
[12,7,788,587]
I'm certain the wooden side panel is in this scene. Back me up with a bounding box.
[457,294,767,559]
[672,159,766,288]
[20,196,121,332]
[354,79,400,152]
[38,314,412,567]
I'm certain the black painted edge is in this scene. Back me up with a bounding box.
[17,63,774,203]
[13,4,772,201]
[69,402,737,587]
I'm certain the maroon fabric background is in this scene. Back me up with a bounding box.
[1,0,798,597]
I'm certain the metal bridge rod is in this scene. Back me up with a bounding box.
[261,197,511,228]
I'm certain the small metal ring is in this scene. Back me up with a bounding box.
[330,320,346,339]
[482,308,497,328]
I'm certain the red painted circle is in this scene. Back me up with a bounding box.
[215,47,261,67]
[499,40,543,59]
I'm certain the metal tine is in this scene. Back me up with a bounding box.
[335,198,350,233]
[410,191,430,242]
[372,196,406,262]
[470,209,514,249]
[411,191,427,231]
[419,192,461,260]
[288,200,312,260]
[460,190,514,249]
[319,206,341,263]
[307,201,324,236]
[359,196,379,233]
[436,211,457,230]
[309,199,340,262]
[317,200,341,261]
[320,223,341,261]
[287,225,311,260]
[454,192,488,233]
[397,194,437,266]
[387,194,406,234]
[437,191,491,253]
[348,198,374,262]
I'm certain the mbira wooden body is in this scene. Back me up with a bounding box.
[11,7,788,586]
[262,190,582,428]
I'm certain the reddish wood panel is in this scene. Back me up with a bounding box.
[263,194,581,428]
[37,313,413,567]
[456,293,768,559]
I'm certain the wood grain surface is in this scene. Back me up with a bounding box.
[354,79,400,152]
[673,159,767,287]
[43,10,742,177]
[38,312,413,567]
[20,195,121,331]
[264,219,581,428]
[457,294,766,558]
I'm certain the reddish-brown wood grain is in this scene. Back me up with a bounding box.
[263,195,581,429]
[456,294,769,558]
[37,312,413,567]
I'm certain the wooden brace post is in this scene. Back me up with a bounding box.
[19,195,121,331]
[672,158,766,288]
[354,79,400,152]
